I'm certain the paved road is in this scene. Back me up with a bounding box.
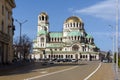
[0,61,100,80]
[25,61,100,80]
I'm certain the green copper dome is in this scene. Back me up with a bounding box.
[68,31,82,36]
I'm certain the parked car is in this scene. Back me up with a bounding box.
[71,59,78,62]
[102,59,108,63]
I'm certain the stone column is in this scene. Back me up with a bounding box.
[87,54,90,61]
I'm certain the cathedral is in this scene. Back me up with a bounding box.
[32,12,100,61]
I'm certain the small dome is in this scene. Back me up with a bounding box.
[40,12,48,17]
[65,16,83,23]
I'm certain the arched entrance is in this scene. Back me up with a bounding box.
[72,45,79,51]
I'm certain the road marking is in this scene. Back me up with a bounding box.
[84,62,101,80]
[32,69,45,72]
[24,66,78,80]
[40,71,48,74]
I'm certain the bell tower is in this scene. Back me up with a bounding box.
[38,12,49,33]
[37,12,49,49]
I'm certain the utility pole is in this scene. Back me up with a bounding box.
[115,0,119,79]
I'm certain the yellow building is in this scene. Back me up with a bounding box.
[0,0,16,64]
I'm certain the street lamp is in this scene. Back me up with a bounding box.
[15,19,28,59]
[115,0,119,79]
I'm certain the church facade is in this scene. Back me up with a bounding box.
[32,12,100,61]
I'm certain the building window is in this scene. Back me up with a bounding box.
[72,45,79,51]
[1,21,4,32]
[2,5,4,15]
[61,38,62,42]
[61,55,63,58]
[80,55,82,58]
[60,48,62,51]
[55,49,57,51]
[41,37,44,42]
[8,12,11,20]
[70,23,72,27]
[73,23,75,27]
[66,55,67,58]
[55,38,56,42]
[42,16,44,21]
[83,55,85,58]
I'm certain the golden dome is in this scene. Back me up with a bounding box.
[65,16,82,23]
[40,12,48,17]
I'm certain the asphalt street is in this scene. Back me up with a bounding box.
[1,61,114,80]
[25,61,99,80]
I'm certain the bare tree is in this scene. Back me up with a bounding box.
[13,34,32,60]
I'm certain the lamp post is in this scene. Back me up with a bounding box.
[115,0,119,79]
[15,19,28,59]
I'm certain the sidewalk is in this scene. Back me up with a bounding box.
[113,64,120,80]
[89,63,115,80]
[118,68,120,80]
[0,61,34,72]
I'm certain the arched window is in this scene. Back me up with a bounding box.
[83,55,85,58]
[44,27,47,31]
[73,23,75,27]
[77,23,78,27]
[75,36,76,40]
[72,45,79,51]
[41,37,44,42]
[71,36,73,40]
[42,16,44,20]
[52,38,53,42]
[80,55,82,58]
[61,38,62,41]
[70,23,72,27]
[55,38,56,42]
[58,38,59,42]
[61,55,63,58]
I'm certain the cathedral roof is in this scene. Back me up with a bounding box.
[47,43,64,48]
[38,30,47,35]
[86,34,93,38]
[50,32,62,38]
[88,45,96,48]
[68,30,82,36]
[64,16,83,23]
